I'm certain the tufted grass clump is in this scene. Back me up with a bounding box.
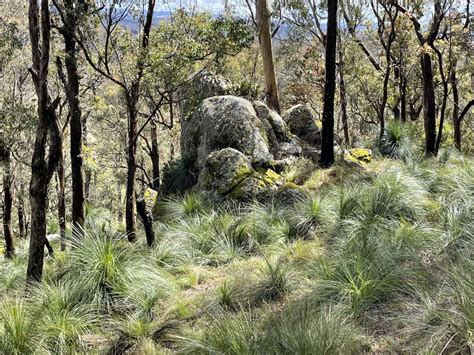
[0,154,473,353]
[0,299,41,355]
[259,303,369,354]
[379,120,415,160]
[161,155,197,194]
[214,257,293,311]
[175,309,262,354]
[29,279,96,353]
[286,194,331,239]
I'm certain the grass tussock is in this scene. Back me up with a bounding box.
[1,154,473,353]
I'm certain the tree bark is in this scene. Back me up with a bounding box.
[320,0,338,168]
[83,114,91,201]
[451,62,461,151]
[434,45,448,154]
[2,150,15,258]
[57,157,66,251]
[124,0,156,242]
[150,121,160,191]
[337,40,350,146]
[17,181,26,239]
[27,0,62,282]
[125,100,138,242]
[400,65,407,122]
[62,0,85,231]
[421,53,437,156]
[395,1,444,156]
[136,195,155,247]
[256,0,281,112]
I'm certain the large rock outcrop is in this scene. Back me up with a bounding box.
[181,96,273,173]
[283,104,321,146]
[177,73,323,200]
[199,148,281,199]
[179,71,232,121]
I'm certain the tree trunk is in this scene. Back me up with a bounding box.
[136,195,155,247]
[125,102,138,242]
[434,46,448,154]
[451,62,461,151]
[83,114,92,201]
[421,53,437,156]
[150,121,160,190]
[57,156,66,251]
[2,150,15,258]
[27,0,62,282]
[17,181,26,239]
[62,9,85,231]
[394,1,443,156]
[400,68,407,122]
[337,42,350,146]
[124,0,156,242]
[256,0,280,112]
[393,65,401,121]
[320,0,338,168]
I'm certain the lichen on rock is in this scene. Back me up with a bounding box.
[344,148,373,165]
[199,148,281,200]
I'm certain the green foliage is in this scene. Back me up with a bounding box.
[176,309,262,354]
[260,304,369,354]
[30,280,95,352]
[147,10,253,93]
[232,79,262,99]
[1,156,474,353]
[161,156,197,194]
[379,121,415,159]
[0,299,40,355]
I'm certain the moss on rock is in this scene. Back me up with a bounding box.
[345,148,372,165]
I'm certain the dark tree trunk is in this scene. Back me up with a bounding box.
[124,0,156,242]
[393,65,401,121]
[136,196,155,247]
[125,101,138,242]
[337,42,350,146]
[434,45,448,154]
[421,53,437,156]
[83,114,91,201]
[400,69,407,122]
[17,182,26,239]
[451,62,461,151]
[150,121,160,190]
[61,3,85,231]
[376,4,398,138]
[44,235,54,257]
[320,0,338,168]
[2,150,15,258]
[27,0,62,282]
[170,141,175,160]
[57,157,66,251]
[117,186,123,224]
[256,0,281,112]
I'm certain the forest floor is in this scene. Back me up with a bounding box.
[1,151,473,354]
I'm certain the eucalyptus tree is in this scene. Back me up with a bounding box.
[73,0,158,242]
[256,0,281,112]
[27,0,63,282]
[395,0,448,156]
[52,0,88,233]
[320,0,338,167]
